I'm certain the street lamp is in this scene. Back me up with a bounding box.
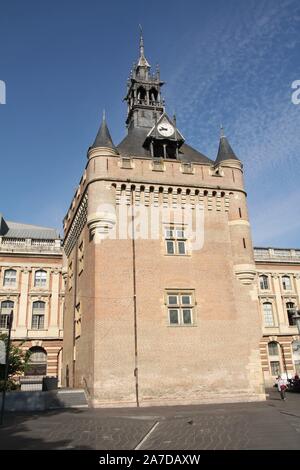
[292,309,300,335]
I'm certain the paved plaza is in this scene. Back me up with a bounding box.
[0,389,300,450]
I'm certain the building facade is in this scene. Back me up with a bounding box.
[62,35,266,406]
[0,214,64,381]
[255,247,300,385]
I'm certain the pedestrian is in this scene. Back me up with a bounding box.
[277,375,287,400]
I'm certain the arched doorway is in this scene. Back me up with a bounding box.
[26,346,47,376]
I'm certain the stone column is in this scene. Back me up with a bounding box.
[48,268,60,336]
[17,267,31,336]
[272,274,286,328]
[294,274,300,305]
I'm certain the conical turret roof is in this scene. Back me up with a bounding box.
[91,113,117,151]
[215,127,239,164]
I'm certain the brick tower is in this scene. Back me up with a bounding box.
[62,33,265,406]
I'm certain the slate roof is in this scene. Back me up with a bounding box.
[215,134,239,164]
[0,214,59,240]
[117,127,213,164]
[91,116,117,151]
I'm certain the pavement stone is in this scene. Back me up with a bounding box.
[0,388,300,450]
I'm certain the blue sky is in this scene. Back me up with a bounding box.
[0,0,300,247]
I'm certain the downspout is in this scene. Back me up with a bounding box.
[72,241,78,388]
[131,189,139,407]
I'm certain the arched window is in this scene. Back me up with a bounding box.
[292,340,300,375]
[282,276,292,290]
[268,341,279,356]
[286,302,296,326]
[31,301,45,329]
[259,275,269,290]
[26,346,47,376]
[263,302,275,327]
[0,300,14,329]
[3,269,16,287]
[34,270,47,287]
[149,87,158,103]
[268,341,281,376]
[137,86,146,102]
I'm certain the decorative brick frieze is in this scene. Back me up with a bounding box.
[64,194,88,257]
[113,182,232,212]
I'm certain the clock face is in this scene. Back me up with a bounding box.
[157,121,174,137]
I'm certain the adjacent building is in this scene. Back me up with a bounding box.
[255,247,300,385]
[0,213,64,381]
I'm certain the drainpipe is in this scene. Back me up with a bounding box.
[72,241,78,388]
[131,189,139,407]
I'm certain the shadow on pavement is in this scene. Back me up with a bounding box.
[0,408,91,450]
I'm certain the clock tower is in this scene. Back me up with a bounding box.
[125,31,164,130]
[123,32,185,159]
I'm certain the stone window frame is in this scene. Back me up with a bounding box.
[164,225,188,256]
[261,299,277,328]
[165,289,196,327]
[32,269,49,290]
[284,298,298,327]
[0,299,14,330]
[282,275,292,291]
[29,296,49,331]
[259,274,270,291]
[2,268,17,288]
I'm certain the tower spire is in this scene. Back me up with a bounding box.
[137,25,150,68]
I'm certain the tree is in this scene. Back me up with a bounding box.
[0,334,31,391]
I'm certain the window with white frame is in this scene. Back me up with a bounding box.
[282,276,292,291]
[270,361,281,376]
[165,227,187,255]
[31,301,45,329]
[34,270,47,287]
[268,341,279,356]
[3,269,17,287]
[259,275,269,290]
[263,302,275,327]
[167,292,194,326]
[0,300,14,329]
[268,341,281,376]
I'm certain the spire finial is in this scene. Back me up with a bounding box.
[139,24,144,57]
[137,25,150,68]
[103,109,106,121]
[220,124,225,138]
